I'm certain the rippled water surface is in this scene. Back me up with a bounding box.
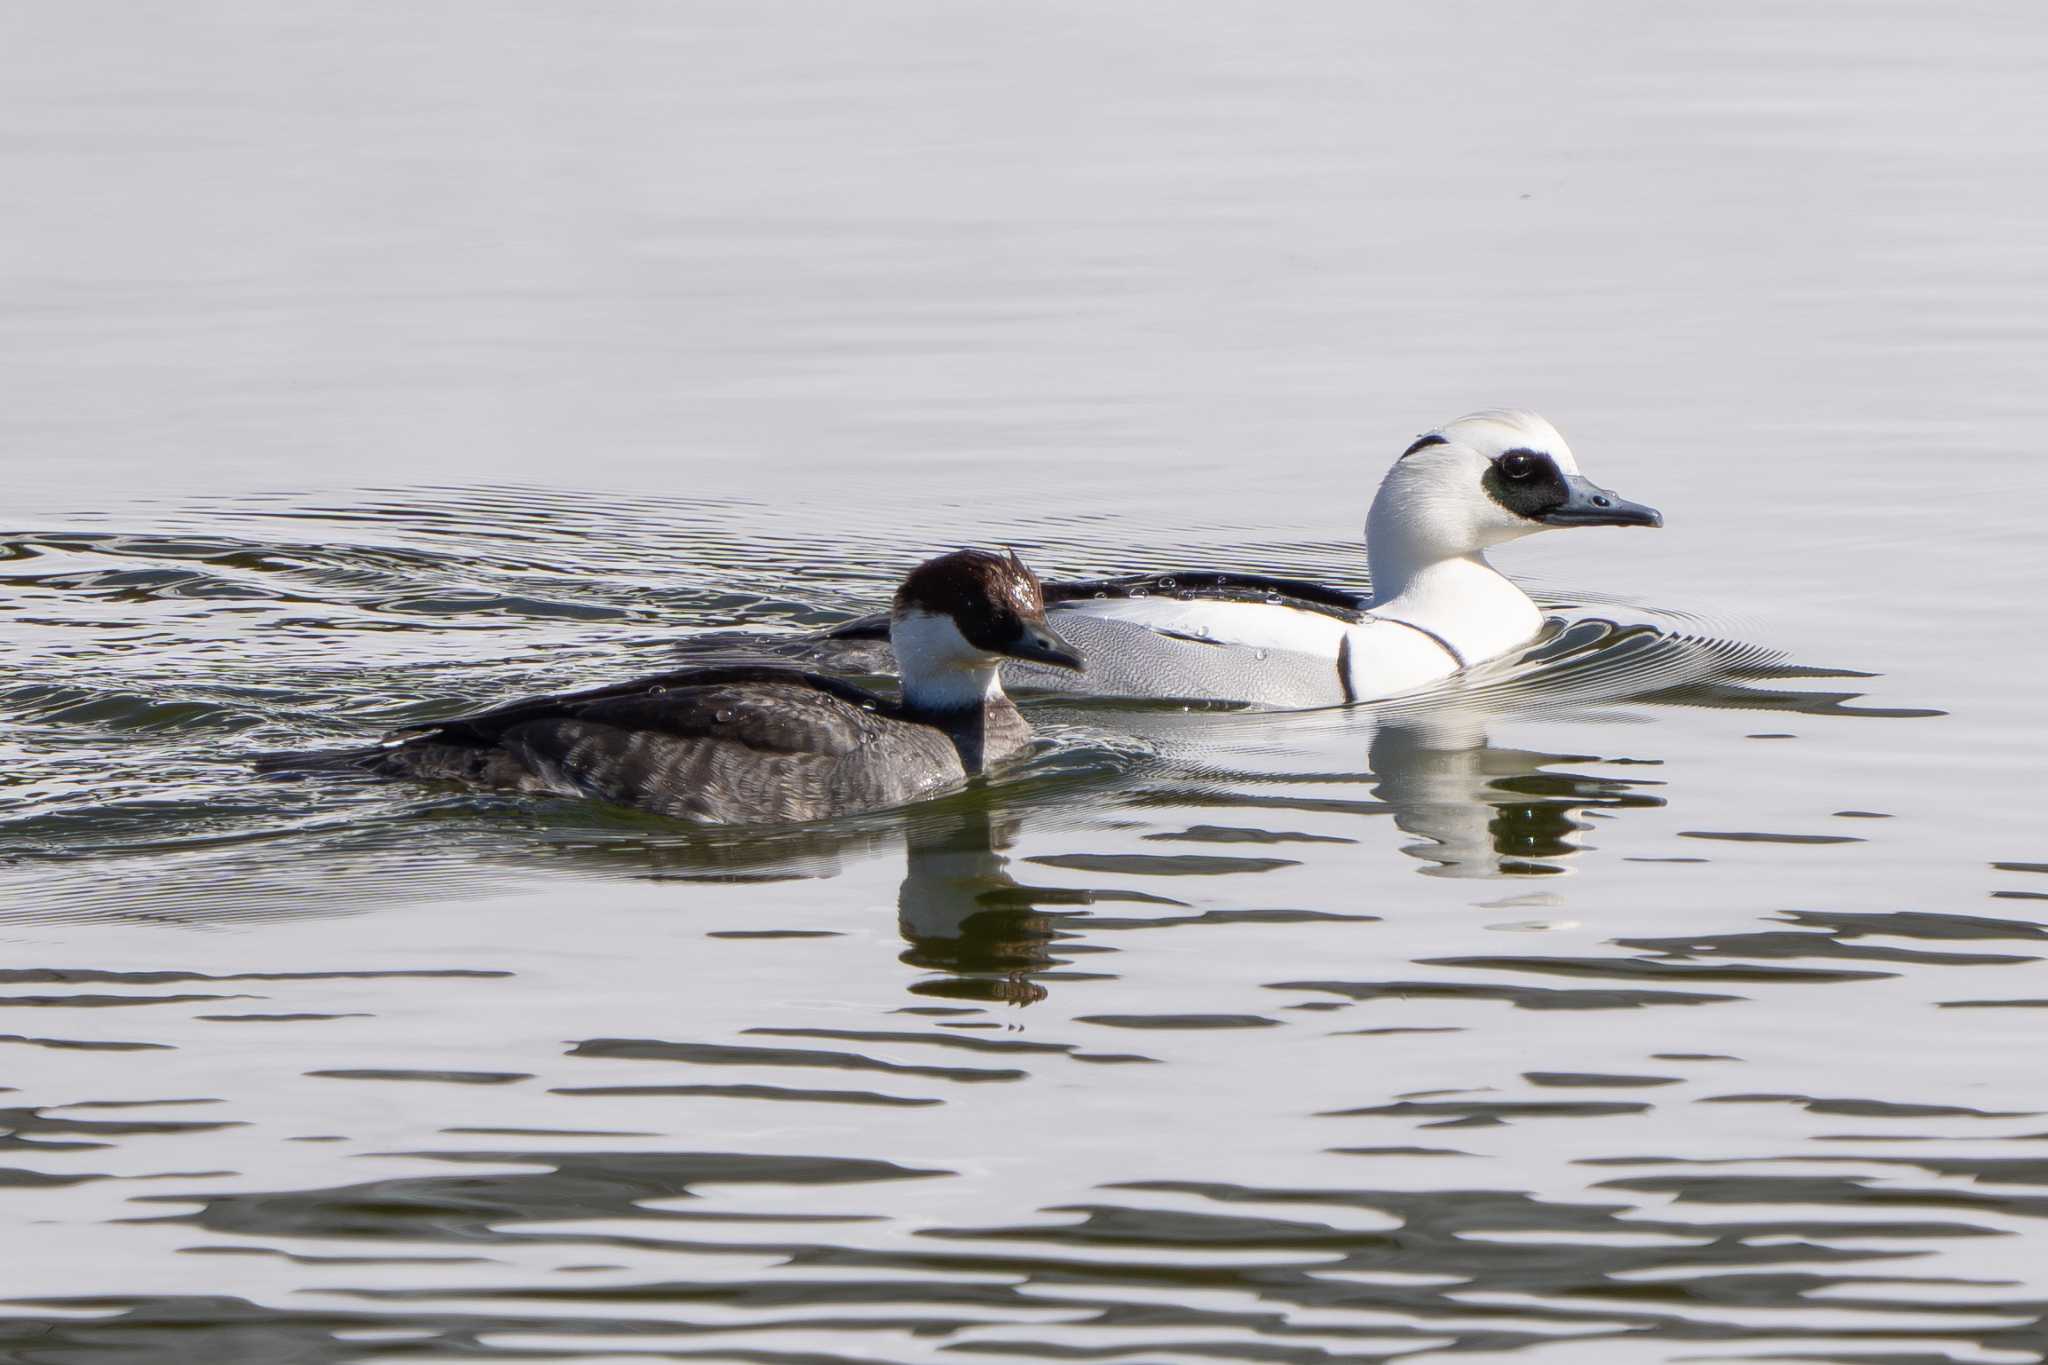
[5,4,2048,1363]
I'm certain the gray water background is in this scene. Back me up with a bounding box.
[4,3,2048,1362]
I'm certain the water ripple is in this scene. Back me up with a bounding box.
[0,489,2004,1365]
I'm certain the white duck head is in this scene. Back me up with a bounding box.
[1365,410,1660,597]
[1359,411,1660,666]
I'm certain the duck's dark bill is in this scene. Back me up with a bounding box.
[1003,621,1085,670]
[1542,474,1663,528]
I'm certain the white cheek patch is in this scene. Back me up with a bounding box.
[892,610,1005,710]
[892,610,988,672]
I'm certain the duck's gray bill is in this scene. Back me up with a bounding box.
[1003,621,1085,671]
[1542,474,1663,528]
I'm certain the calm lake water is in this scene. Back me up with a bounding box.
[5,4,2048,1363]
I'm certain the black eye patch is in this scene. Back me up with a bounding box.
[1482,448,1569,520]
[956,606,1021,652]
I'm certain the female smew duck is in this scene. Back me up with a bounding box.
[269,549,1082,825]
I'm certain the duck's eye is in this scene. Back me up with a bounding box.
[1499,452,1539,481]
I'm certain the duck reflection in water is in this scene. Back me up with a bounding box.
[1367,705,1666,878]
[1354,629,1906,877]
[887,710,1670,1007]
[895,803,1083,1008]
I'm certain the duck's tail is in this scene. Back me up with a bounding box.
[256,733,542,794]
[251,743,394,777]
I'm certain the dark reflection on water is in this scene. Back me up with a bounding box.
[8,1145,2042,1363]
[897,806,1083,1008]
[9,492,2039,1365]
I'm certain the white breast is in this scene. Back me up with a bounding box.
[1340,617,1468,702]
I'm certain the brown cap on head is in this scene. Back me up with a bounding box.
[892,548,1082,671]
[894,548,1044,624]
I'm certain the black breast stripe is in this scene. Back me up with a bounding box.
[1381,617,1468,670]
[1335,633,1357,704]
